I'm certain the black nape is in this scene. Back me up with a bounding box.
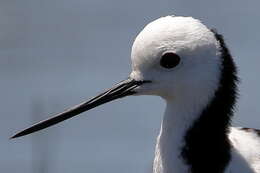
[181,30,239,173]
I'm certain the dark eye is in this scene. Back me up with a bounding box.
[160,52,180,69]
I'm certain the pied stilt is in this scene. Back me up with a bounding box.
[11,16,260,173]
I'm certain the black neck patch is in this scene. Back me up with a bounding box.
[180,30,238,173]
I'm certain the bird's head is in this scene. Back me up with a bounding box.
[130,16,221,102]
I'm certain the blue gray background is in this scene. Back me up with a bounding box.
[1,0,260,172]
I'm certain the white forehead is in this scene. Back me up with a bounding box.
[131,16,219,70]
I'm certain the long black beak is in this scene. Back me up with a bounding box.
[11,78,150,139]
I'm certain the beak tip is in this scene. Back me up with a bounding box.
[10,135,17,140]
[10,132,23,139]
[9,135,16,140]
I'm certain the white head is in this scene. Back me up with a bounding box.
[130,16,222,105]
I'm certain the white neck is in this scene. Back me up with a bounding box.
[153,99,204,173]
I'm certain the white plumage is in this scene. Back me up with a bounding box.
[228,127,260,172]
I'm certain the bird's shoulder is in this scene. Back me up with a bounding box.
[228,127,260,173]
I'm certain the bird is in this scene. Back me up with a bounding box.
[11,16,260,173]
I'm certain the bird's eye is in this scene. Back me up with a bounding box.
[160,52,180,69]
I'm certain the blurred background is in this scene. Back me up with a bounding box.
[1,0,260,172]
